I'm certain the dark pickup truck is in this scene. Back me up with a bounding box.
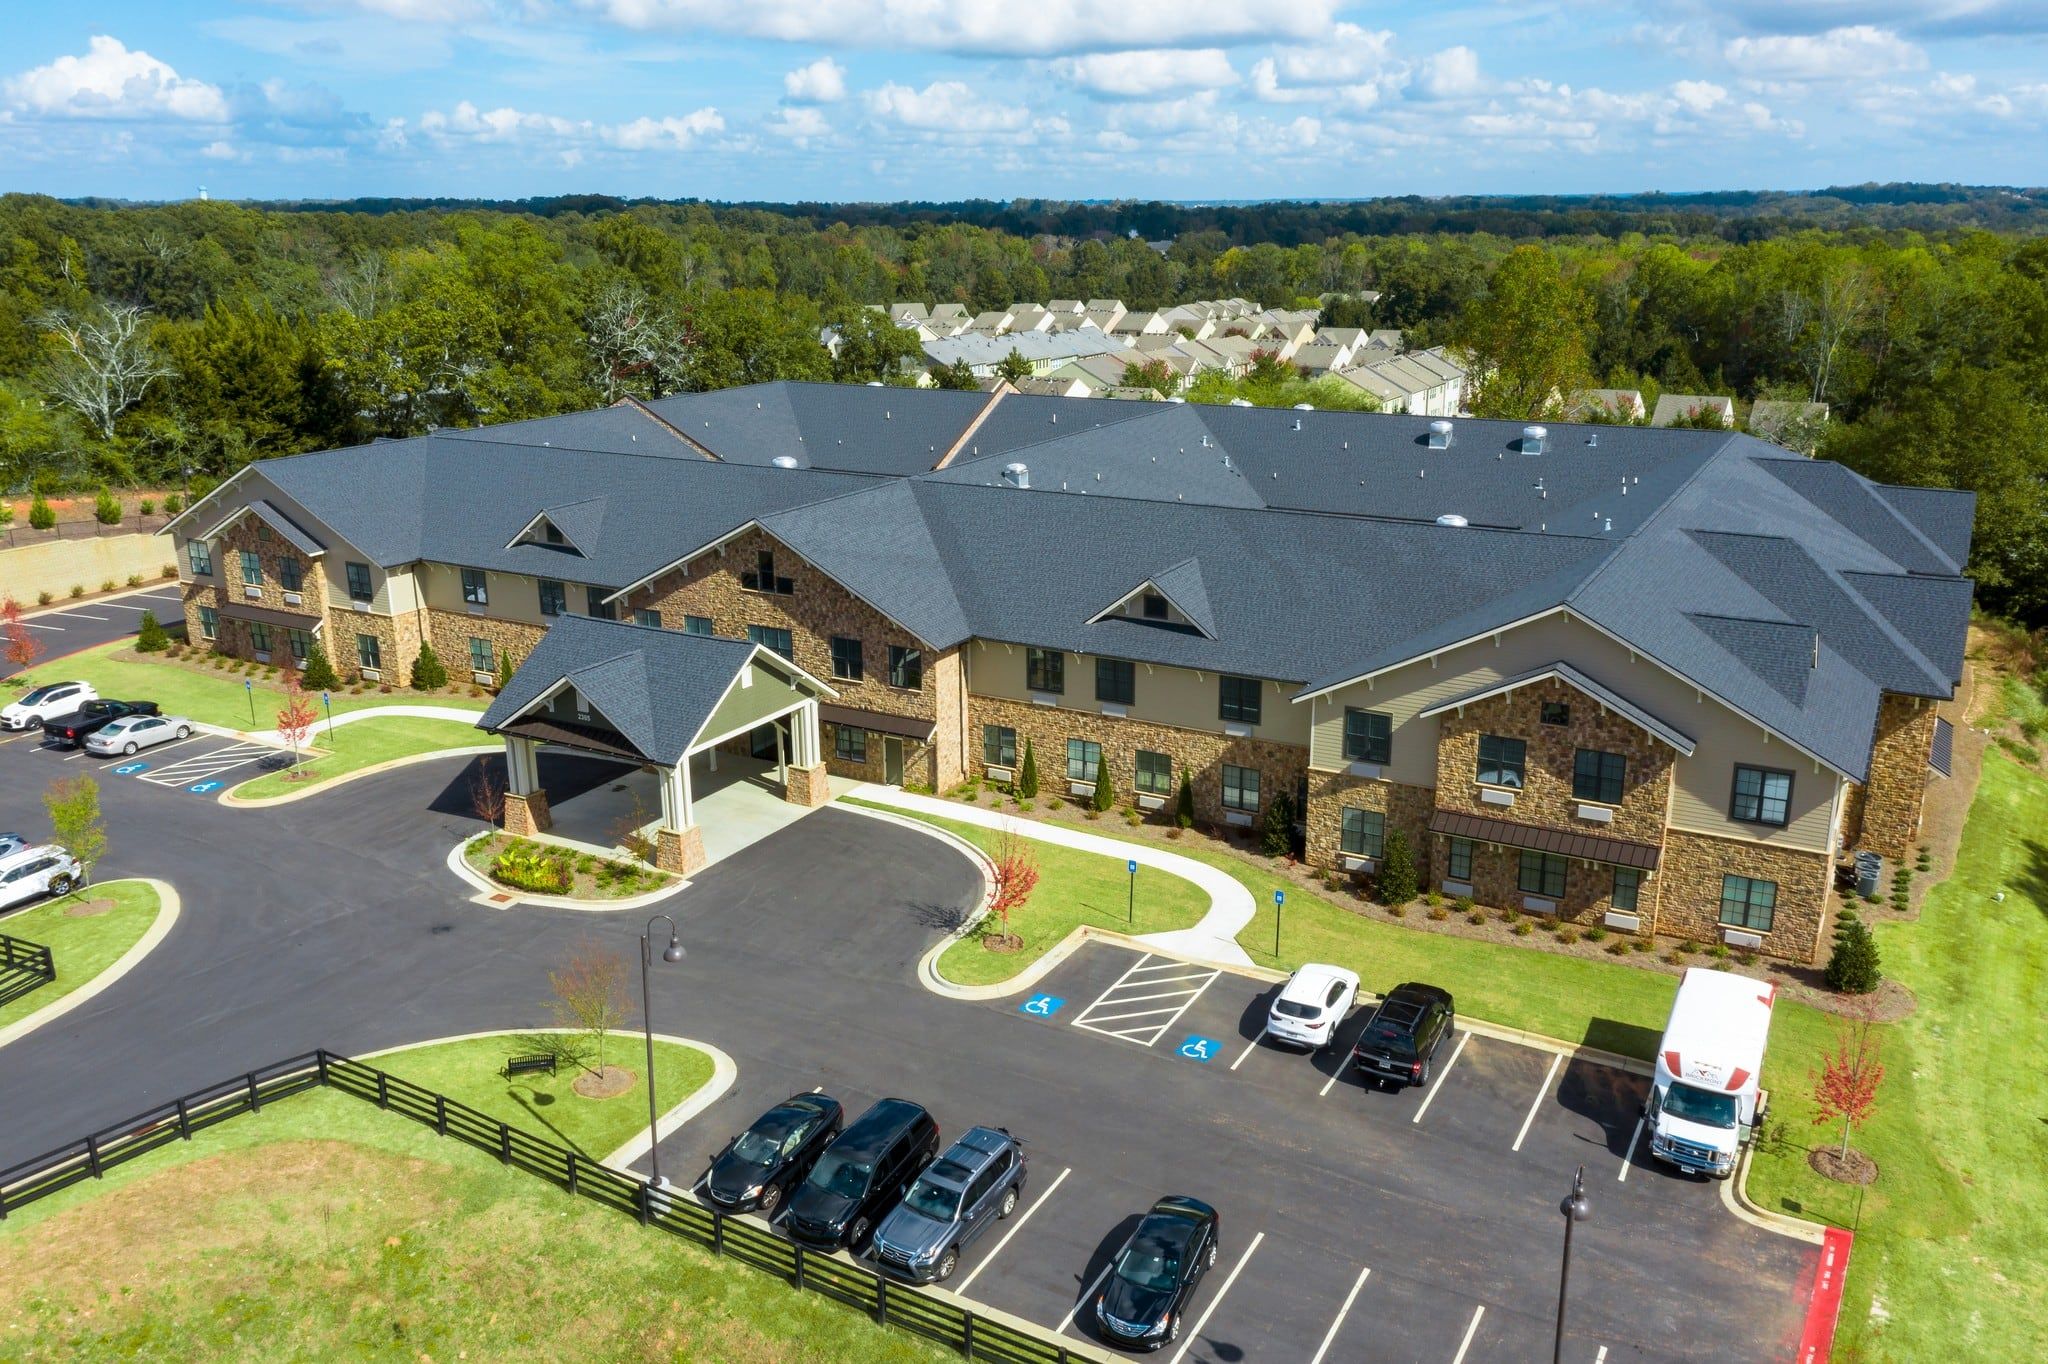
[43,699,161,747]
[1350,982,1456,1088]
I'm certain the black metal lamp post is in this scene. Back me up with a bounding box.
[1554,1164,1590,1364]
[639,913,685,1190]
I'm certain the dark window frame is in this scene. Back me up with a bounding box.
[1343,708,1393,765]
[1219,675,1262,725]
[461,568,489,605]
[1447,837,1473,882]
[1730,765,1794,828]
[1134,749,1171,795]
[835,726,867,763]
[1518,849,1568,898]
[1066,738,1102,783]
[344,561,373,603]
[1540,700,1571,726]
[1572,748,1627,805]
[1719,874,1777,931]
[355,633,381,670]
[1612,867,1642,912]
[1221,762,1260,812]
[1095,657,1135,706]
[537,579,567,617]
[239,549,263,586]
[633,609,661,629]
[468,637,494,673]
[248,621,273,654]
[585,586,615,621]
[1140,592,1169,620]
[830,636,864,681]
[746,624,794,660]
[682,615,713,637]
[888,645,923,691]
[1340,807,1385,859]
[277,557,303,593]
[982,725,1017,767]
[1477,734,1527,789]
[196,605,218,640]
[187,540,213,577]
[1026,648,1065,694]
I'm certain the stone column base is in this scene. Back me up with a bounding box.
[784,762,833,808]
[503,790,551,836]
[654,825,706,876]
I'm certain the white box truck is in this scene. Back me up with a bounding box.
[1646,967,1775,1179]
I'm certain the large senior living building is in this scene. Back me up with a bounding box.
[164,381,1973,964]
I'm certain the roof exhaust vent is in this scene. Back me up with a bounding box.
[1522,424,1548,455]
[1291,418,1302,432]
[1587,432,1599,447]
[770,456,799,469]
[1003,462,1030,489]
[1435,514,1470,528]
[1427,419,1453,450]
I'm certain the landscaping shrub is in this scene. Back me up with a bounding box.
[135,610,169,653]
[29,494,55,530]
[1454,895,1475,914]
[491,841,572,894]
[1825,916,1883,993]
[1585,926,1607,942]
[37,590,52,605]
[1709,942,1731,959]
[1629,939,1652,953]
[1427,904,1449,921]
[1386,902,1405,918]
[125,572,144,587]
[410,640,449,690]
[100,579,117,593]
[1466,910,1486,925]
[1557,926,1580,944]
[93,489,122,525]
[1512,920,1533,936]
[1736,949,1759,967]
[1258,788,1294,856]
[68,584,84,598]
[164,493,182,514]
[299,641,340,692]
[0,502,11,525]
[1174,772,1194,829]
[1091,763,1117,814]
[160,563,176,579]
[1017,739,1040,798]
[1375,828,1418,905]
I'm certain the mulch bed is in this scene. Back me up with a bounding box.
[572,1065,637,1100]
[1808,1146,1878,1185]
[62,898,116,918]
[980,932,1023,953]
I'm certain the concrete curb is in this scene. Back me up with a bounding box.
[222,744,498,808]
[1725,1142,1830,1245]
[353,1026,736,1174]
[0,877,180,1050]
[445,830,689,912]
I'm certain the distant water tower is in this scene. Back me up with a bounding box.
[197,185,209,201]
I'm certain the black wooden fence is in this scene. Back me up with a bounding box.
[0,1049,1098,1364]
[0,933,57,1009]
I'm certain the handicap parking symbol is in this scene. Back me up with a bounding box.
[1177,1035,1223,1063]
[187,780,223,794]
[1020,994,1066,1019]
[113,761,149,775]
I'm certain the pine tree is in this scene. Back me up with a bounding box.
[1090,756,1117,812]
[134,609,169,652]
[1376,827,1419,905]
[1174,772,1195,828]
[410,640,449,690]
[1260,788,1295,856]
[300,639,340,691]
[1824,918,1882,994]
[1017,738,1040,798]
[496,649,516,691]
[28,493,55,531]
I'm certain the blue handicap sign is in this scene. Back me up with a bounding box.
[113,761,149,775]
[1128,859,1138,875]
[1177,1035,1223,1063]
[1274,889,1286,906]
[1020,994,1065,1019]
[188,780,223,794]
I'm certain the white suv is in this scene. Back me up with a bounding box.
[0,846,85,911]
[2,681,99,732]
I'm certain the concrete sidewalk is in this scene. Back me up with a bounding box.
[845,784,1256,965]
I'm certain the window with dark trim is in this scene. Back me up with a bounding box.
[239,549,263,586]
[356,633,381,670]
[1026,648,1064,694]
[1519,850,1567,898]
[461,568,488,605]
[1066,739,1102,783]
[1135,749,1171,795]
[830,636,863,681]
[1340,808,1384,858]
[1730,766,1792,827]
[1343,709,1392,764]
[743,549,793,595]
[1219,675,1261,725]
[285,627,311,663]
[1447,837,1473,882]
[682,615,712,637]
[277,557,303,592]
[585,586,615,621]
[467,637,493,673]
[836,727,867,763]
[1573,749,1627,804]
[1612,867,1642,912]
[634,610,661,629]
[889,645,923,690]
[344,561,372,602]
[248,621,273,655]
[537,579,567,617]
[1477,734,1526,788]
[1719,875,1777,931]
[196,606,218,641]
[1096,657,1135,706]
[1540,700,1571,726]
[1141,592,1169,620]
[747,624,793,660]
[1221,763,1260,812]
[186,540,213,577]
[982,725,1016,767]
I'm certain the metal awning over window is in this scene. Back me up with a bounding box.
[1428,808,1661,872]
[1930,717,1954,778]
[217,601,323,632]
[817,703,935,741]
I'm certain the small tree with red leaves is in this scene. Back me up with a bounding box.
[1811,1007,1886,1165]
[985,824,1040,948]
[549,939,635,1075]
[276,676,318,772]
[469,758,507,826]
[3,598,44,682]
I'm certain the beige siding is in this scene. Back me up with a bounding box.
[968,641,1310,746]
[1305,612,1844,853]
[418,563,554,628]
[695,664,810,747]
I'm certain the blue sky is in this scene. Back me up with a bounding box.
[3,2,2045,201]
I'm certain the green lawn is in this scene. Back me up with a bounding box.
[843,798,1209,986]
[0,880,163,1031]
[233,716,490,800]
[0,1086,951,1363]
[371,1033,715,1159]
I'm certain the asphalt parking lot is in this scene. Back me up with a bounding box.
[0,586,184,681]
[0,725,288,796]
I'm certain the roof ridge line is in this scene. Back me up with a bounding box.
[615,396,720,460]
[1564,439,1728,606]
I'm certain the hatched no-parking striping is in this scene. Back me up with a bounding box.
[134,739,281,789]
[1067,950,1221,1047]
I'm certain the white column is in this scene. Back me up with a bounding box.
[505,735,538,794]
[774,720,787,783]
[674,758,694,828]
[792,700,820,767]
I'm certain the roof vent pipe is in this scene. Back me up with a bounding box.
[770,456,799,469]
[1003,462,1030,489]
[1522,424,1547,455]
[1436,514,1470,527]
[1291,418,1302,431]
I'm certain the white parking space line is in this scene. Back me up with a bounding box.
[1166,1231,1263,1364]
[1595,1347,1609,1363]
[956,1166,1069,1294]
[1098,985,1214,1007]
[1077,1005,1188,1026]
[1618,1115,1646,1181]
[1230,1037,1260,1071]
[1127,960,1202,976]
[21,621,64,631]
[1309,1264,1372,1364]
[1512,1052,1565,1152]
[1319,1068,1343,1097]
[1411,1031,1471,1125]
[45,611,110,621]
[1450,1305,1485,1364]
[1058,1260,1118,1335]
[1070,953,1222,1047]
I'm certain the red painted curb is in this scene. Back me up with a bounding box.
[1796,1226,1853,1363]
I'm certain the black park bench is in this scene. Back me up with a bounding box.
[503,1053,557,1078]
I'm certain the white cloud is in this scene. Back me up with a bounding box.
[6,36,229,122]
[783,57,846,103]
[1417,46,1483,100]
[1261,24,1396,87]
[603,109,724,149]
[767,104,832,141]
[863,81,1029,132]
[1723,25,1924,80]
[580,0,1339,57]
[1671,80,1727,113]
[201,139,242,160]
[412,99,722,152]
[1052,49,1238,99]
[419,99,588,142]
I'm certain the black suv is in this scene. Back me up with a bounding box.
[43,699,159,747]
[784,1098,940,1252]
[1351,983,1456,1088]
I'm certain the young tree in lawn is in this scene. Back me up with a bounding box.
[410,640,448,690]
[1017,738,1040,799]
[1375,827,1419,905]
[276,675,318,770]
[299,639,340,692]
[1811,1006,1886,1165]
[986,824,1041,945]
[1260,788,1296,857]
[548,939,636,1076]
[43,774,107,891]
[1174,771,1195,829]
[1090,757,1117,813]
[134,609,169,652]
[4,598,45,681]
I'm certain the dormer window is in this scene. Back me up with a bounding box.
[1141,593,1169,620]
[543,522,564,545]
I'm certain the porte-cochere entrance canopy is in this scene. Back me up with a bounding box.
[476,615,838,874]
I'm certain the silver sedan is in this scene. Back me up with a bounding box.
[84,714,194,757]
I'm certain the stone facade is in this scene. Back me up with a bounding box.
[1303,769,1435,874]
[968,693,1306,829]
[504,790,551,836]
[655,824,706,875]
[784,762,832,807]
[423,608,548,686]
[212,511,328,621]
[1656,828,1831,962]
[1456,840,1648,926]
[1856,692,1936,859]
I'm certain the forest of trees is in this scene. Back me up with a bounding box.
[1,189,2044,622]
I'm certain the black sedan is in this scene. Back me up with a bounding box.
[700,1092,843,1218]
[1095,1196,1220,1351]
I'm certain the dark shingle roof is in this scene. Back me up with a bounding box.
[440,403,695,457]
[645,383,990,475]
